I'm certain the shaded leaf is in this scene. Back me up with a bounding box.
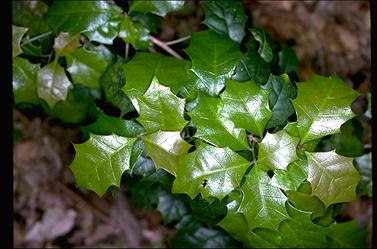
[172,143,250,201]
[250,27,273,63]
[185,30,243,96]
[143,130,192,176]
[136,78,188,133]
[188,93,249,151]
[278,43,299,73]
[306,151,360,207]
[292,74,359,144]
[36,60,72,108]
[270,159,308,191]
[262,74,297,128]
[203,0,247,43]
[364,92,371,119]
[70,134,137,196]
[355,152,372,197]
[12,25,28,58]
[119,16,150,50]
[12,57,40,105]
[157,190,189,225]
[190,198,227,227]
[129,0,185,17]
[257,130,300,171]
[327,220,367,248]
[53,32,81,57]
[221,79,272,137]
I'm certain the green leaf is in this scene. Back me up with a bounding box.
[130,181,160,209]
[12,57,40,105]
[46,1,123,36]
[129,0,185,17]
[306,151,360,207]
[355,152,372,197]
[238,166,289,230]
[270,159,308,191]
[218,212,254,248]
[262,74,297,128]
[136,78,188,133]
[36,60,72,108]
[257,130,300,171]
[119,16,150,50]
[12,25,28,58]
[188,94,249,151]
[142,130,192,176]
[327,220,367,248]
[70,134,137,196]
[185,30,243,96]
[81,112,145,139]
[99,58,135,114]
[203,0,247,43]
[53,32,81,57]
[278,43,299,73]
[250,27,273,63]
[122,52,193,111]
[190,198,227,227]
[66,46,110,89]
[292,74,359,144]
[220,79,272,137]
[130,13,163,34]
[157,190,189,225]
[84,13,123,45]
[172,144,250,201]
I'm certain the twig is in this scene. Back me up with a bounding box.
[149,35,183,60]
[165,35,191,46]
[125,43,130,60]
[21,31,53,46]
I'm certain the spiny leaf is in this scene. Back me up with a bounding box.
[129,0,185,17]
[66,47,110,89]
[188,93,249,151]
[53,32,81,57]
[157,190,189,225]
[203,0,247,43]
[355,152,372,197]
[84,12,123,44]
[306,151,360,207]
[172,143,250,201]
[46,1,123,36]
[12,25,28,58]
[69,134,137,196]
[250,27,273,63]
[220,79,272,137]
[270,159,308,191]
[36,60,72,108]
[12,57,40,105]
[257,130,300,171]
[136,78,188,133]
[142,130,192,176]
[239,166,289,230]
[262,73,297,128]
[292,74,359,144]
[122,52,193,111]
[119,16,150,50]
[327,220,367,248]
[185,30,243,96]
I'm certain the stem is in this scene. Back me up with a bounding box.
[149,35,183,60]
[125,43,130,60]
[165,35,191,46]
[20,31,53,46]
[250,141,257,164]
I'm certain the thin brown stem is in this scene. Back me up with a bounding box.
[165,35,191,46]
[149,35,183,60]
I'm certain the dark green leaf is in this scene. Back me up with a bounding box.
[130,13,162,34]
[36,59,72,108]
[53,32,81,57]
[119,16,150,50]
[84,13,123,45]
[12,25,28,58]
[278,43,299,73]
[262,74,297,128]
[286,187,326,219]
[12,57,40,105]
[250,27,273,63]
[130,181,160,209]
[203,0,247,43]
[355,152,372,197]
[327,220,367,248]
[185,30,243,96]
[190,198,227,227]
[157,190,189,225]
[70,134,137,196]
[129,0,185,17]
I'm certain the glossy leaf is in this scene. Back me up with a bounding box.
[70,134,137,196]
[84,13,123,44]
[218,212,254,248]
[189,198,227,227]
[306,151,360,207]
[185,30,243,96]
[292,74,359,144]
[203,0,247,43]
[270,159,308,191]
[250,27,273,63]
[188,94,249,151]
[364,92,371,119]
[257,130,300,171]
[143,130,192,176]
[129,0,185,17]
[262,74,297,128]
[172,144,250,201]
[12,25,28,58]
[36,60,72,108]
[327,220,367,248]
[221,79,272,137]
[278,43,299,73]
[238,166,289,230]
[355,152,372,197]
[119,16,150,50]
[53,32,81,57]
[66,47,110,89]
[157,190,189,225]
[123,52,193,111]
[81,112,145,139]
[136,78,188,133]
[46,1,123,36]
[12,57,40,105]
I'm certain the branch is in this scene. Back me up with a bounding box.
[149,35,183,60]
[165,35,191,46]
